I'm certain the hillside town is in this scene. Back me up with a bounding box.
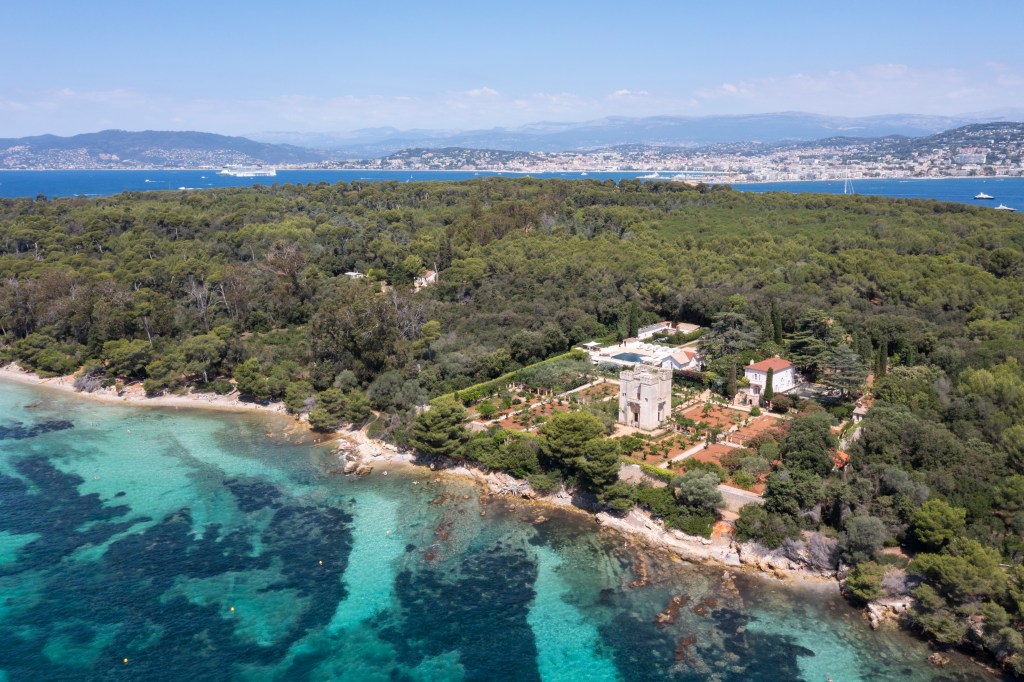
[2,123,1022,180]
[346,122,1024,181]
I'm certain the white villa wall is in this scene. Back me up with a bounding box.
[744,367,796,395]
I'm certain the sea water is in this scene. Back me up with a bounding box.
[2,169,1024,211]
[0,380,1006,681]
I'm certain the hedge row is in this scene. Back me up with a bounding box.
[435,350,587,406]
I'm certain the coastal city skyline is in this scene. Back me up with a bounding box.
[3,1,1024,137]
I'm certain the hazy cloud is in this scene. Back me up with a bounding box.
[609,89,649,99]
[690,64,1024,115]
[465,87,500,97]
[3,60,1024,136]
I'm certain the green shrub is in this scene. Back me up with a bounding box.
[740,456,771,474]
[828,403,854,421]
[677,512,716,538]
[639,463,674,483]
[719,450,746,473]
[528,472,562,494]
[732,470,757,489]
[680,458,727,483]
[207,379,234,395]
[633,485,682,525]
[366,416,385,440]
[617,435,646,455]
[770,395,793,413]
[734,503,800,548]
[845,561,886,603]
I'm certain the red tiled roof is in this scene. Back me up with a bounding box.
[832,450,850,468]
[746,357,794,372]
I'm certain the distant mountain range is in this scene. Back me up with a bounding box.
[2,111,1023,169]
[250,110,1024,155]
[0,130,324,169]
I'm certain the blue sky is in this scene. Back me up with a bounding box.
[2,0,1023,136]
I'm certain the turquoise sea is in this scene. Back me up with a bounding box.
[1,169,1024,210]
[0,379,1005,681]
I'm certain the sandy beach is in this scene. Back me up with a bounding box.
[0,363,289,415]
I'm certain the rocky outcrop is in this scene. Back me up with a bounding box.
[446,465,538,499]
[865,597,914,630]
[334,440,378,476]
[734,541,837,580]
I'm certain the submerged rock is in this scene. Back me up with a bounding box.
[654,595,690,628]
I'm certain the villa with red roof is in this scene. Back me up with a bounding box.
[744,356,797,397]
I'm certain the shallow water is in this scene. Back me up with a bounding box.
[0,380,1003,681]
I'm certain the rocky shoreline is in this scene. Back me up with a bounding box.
[330,428,842,586]
[1,363,843,585]
[3,367,1009,676]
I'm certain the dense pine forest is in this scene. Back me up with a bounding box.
[2,178,1024,673]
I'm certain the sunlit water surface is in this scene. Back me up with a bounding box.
[0,380,1003,681]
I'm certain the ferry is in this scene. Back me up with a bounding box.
[218,165,277,178]
[994,204,1017,212]
[974,192,994,200]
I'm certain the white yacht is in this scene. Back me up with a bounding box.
[219,165,277,178]
[994,204,1017,212]
[974,192,994,200]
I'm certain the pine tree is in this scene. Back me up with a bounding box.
[410,396,468,458]
[727,361,738,399]
[824,344,868,398]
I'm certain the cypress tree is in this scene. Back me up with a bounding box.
[763,367,775,405]
[771,299,783,345]
[876,340,888,378]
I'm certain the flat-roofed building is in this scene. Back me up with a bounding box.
[618,364,672,430]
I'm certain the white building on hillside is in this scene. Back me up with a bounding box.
[637,321,674,340]
[661,349,700,372]
[413,270,438,291]
[744,356,797,397]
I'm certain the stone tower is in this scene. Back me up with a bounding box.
[618,364,672,430]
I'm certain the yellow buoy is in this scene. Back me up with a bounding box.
[123,658,129,664]
[318,560,323,566]
[230,606,235,612]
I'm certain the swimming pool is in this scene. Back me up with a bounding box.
[611,352,648,363]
